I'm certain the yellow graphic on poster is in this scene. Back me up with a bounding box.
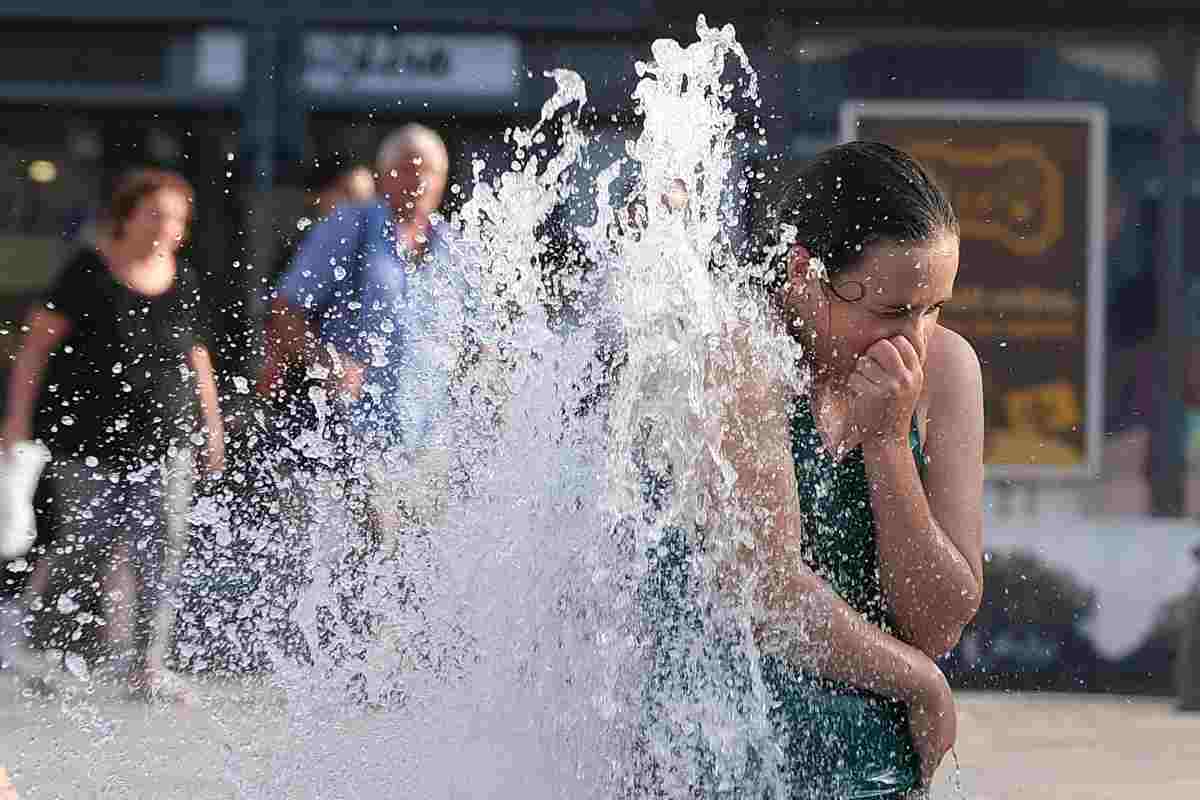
[907,141,1065,258]
[987,381,1084,467]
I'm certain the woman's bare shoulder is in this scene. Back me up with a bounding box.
[922,324,983,422]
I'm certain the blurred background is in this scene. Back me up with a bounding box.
[2,1,1200,706]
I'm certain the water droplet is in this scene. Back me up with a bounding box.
[233,376,250,394]
[63,651,90,682]
[84,456,99,467]
[297,217,313,231]
[111,362,123,375]
[334,265,348,281]
[60,415,75,427]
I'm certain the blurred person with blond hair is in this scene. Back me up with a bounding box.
[259,124,477,690]
[0,167,223,704]
[261,124,471,513]
[261,124,452,414]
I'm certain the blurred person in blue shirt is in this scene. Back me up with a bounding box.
[258,124,475,683]
[260,124,469,464]
[269,158,377,289]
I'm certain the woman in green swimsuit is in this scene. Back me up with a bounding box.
[721,141,985,797]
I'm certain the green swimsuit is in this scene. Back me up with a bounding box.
[635,394,925,798]
[761,394,924,798]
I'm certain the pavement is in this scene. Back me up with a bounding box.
[945,691,1200,800]
[1,673,1198,799]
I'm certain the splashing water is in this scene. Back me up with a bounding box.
[184,15,817,799]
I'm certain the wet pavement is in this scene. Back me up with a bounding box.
[1,674,1197,799]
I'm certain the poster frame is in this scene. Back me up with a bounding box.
[838,100,1107,482]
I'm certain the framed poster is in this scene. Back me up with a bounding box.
[840,101,1107,480]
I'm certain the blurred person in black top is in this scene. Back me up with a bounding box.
[0,168,223,704]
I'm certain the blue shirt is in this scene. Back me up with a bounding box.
[278,201,468,452]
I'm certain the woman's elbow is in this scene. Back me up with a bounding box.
[961,574,984,627]
[913,589,982,658]
[916,623,967,659]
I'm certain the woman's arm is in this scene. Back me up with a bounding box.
[717,339,956,783]
[720,356,943,698]
[864,326,984,657]
[189,344,225,472]
[1,307,71,447]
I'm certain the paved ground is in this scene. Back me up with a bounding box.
[2,674,1198,799]
[946,691,1200,800]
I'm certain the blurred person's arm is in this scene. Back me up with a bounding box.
[258,296,315,397]
[0,307,72,448]
[189,344,224,473]
[260,298,365,403]
[260,211,368,402]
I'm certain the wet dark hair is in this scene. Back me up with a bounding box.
[107,167,195,240]
[752,141,957,294]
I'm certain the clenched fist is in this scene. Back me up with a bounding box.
[846,336,924,444]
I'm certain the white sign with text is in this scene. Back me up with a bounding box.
[303,32,521,99]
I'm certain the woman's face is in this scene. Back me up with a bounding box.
[785,231,960,380]
[120,188,190,256]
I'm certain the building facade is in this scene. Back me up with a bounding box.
[1,1,1199,510]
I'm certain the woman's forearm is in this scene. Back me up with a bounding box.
[751,534,941,705]
[864,440,981,657]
